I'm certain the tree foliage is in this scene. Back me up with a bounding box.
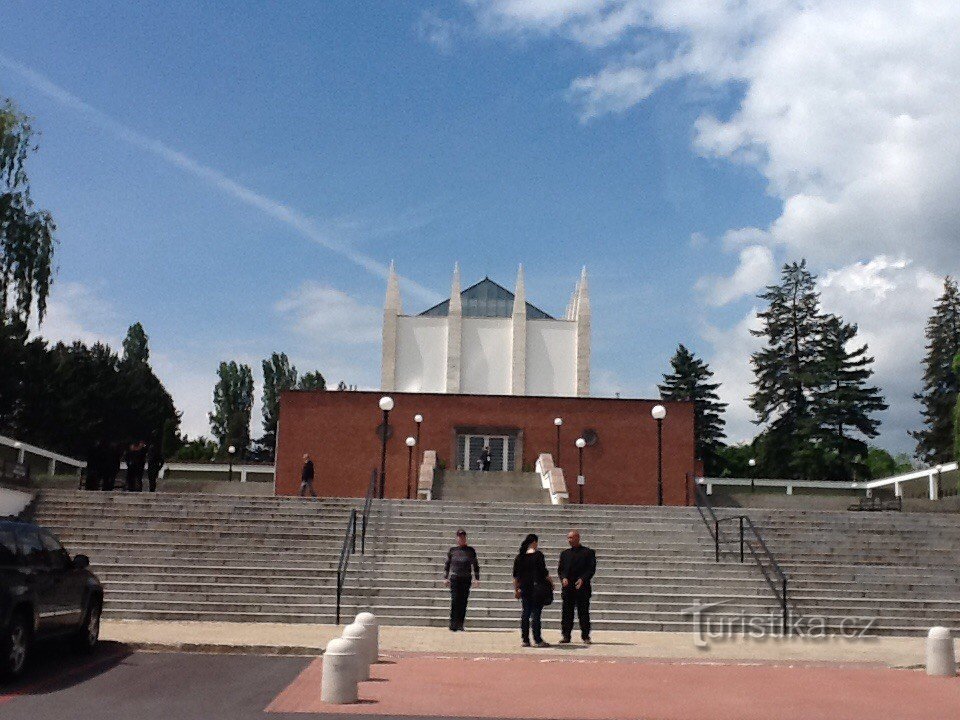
[261,352,298,453]
[954,352,960,464]
[1,99,56,324]
[749,260,886,480]
[912,278,960,463]
[0,312,180,458]
[658,344,727,474]
[298,370,326,391]
[121,322,149,365]
[209,361,254,457]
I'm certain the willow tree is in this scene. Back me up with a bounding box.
[1,99,56,323]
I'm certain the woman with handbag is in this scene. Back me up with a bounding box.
[512,533,553,648]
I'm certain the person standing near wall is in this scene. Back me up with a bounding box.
[444,529,480,631]
[299,453,317,497]
[513,533,552,648]
[558,530,596,645]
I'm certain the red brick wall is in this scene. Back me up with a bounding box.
[275,391,695,506]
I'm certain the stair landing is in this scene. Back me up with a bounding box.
[433,471,549,503]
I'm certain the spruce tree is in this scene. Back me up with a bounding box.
[749,260,826,478]
[814,316,887,479]
[121,322,149,365]
[261,352,298,453]
[658,344,727,474]
[912,278,960,463]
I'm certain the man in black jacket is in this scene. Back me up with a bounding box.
[558,530,596,644]
[444,529,480,631]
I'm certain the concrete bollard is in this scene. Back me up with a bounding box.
[926,626,957,676]
[355,612,380,665]
[341,622,371,682]
[320,637,359,704]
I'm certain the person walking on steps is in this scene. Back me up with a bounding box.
[558,530,596,645]
[299,454,317,497]
[444,529,480,631]
[513,533,553,648]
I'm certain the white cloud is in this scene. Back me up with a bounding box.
[417,11,459,54]
[28,281,119,348]
[700,309,763,445]
[275,282,381,346]
[697,244,775,306]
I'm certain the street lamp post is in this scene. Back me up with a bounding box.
[378,396,394,499]
[227,445,236,483]
[414,414,423,464]
[748,458,757,493]
[405,436,416,500]
[576,437,586,505]
[554,417,563,466]
[651,405,666,506]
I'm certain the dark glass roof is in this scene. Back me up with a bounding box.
[419,277,553,319]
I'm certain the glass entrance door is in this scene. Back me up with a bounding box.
[461,434,514,471]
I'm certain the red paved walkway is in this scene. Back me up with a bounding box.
[267,654,960,720]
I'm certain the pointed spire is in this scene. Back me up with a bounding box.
[449,262,462,315]
[385,260,402,314]
[512,264,526,317]
[576,266,590,317]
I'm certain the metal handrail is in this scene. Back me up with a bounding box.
[335,469,379,624]
[694,481,790,634]
[361,468,376,555]
[335,508,358,625]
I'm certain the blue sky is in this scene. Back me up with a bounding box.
[3,1,958,454]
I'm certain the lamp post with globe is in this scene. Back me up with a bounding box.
[554,417,563,466]
[576,437,587,504]
[748,458,757,493]
[405,436,417,500]
[651,405,666,506]
[414,414,423,464]
[378,396,394,499]
[227,445,236,483]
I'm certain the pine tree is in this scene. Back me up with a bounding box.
[658,344,727,474]
[814,316,887,479]
[749,260,826,478]
[261,352,298,453]
[912,278,960,463]
[209,361,254,457]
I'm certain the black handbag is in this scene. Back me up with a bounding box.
[534,581,554,607]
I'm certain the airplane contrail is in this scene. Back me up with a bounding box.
[0,54,441,303]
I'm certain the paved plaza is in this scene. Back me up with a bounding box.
[2,637,958,720]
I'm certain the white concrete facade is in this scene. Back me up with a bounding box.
[381,265,590,397]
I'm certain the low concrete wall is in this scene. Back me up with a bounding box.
[713,490,960,513]
[0,485,35,518]
[13,474,274,496]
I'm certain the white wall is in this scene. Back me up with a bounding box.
[526,320,577,396]
[461,317,512,394]
[395,316,448,392]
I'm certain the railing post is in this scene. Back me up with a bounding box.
[351,510,357,554]
[782,577,788,635]
[714,520,720,562]
[739,516,745,563]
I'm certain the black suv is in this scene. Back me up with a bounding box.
[0,520,103,678]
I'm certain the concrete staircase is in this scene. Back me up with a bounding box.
[31,489,960,636]
[432,471,549,503]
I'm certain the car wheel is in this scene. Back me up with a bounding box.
[2,614,30,678]
[73,599,101,653]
